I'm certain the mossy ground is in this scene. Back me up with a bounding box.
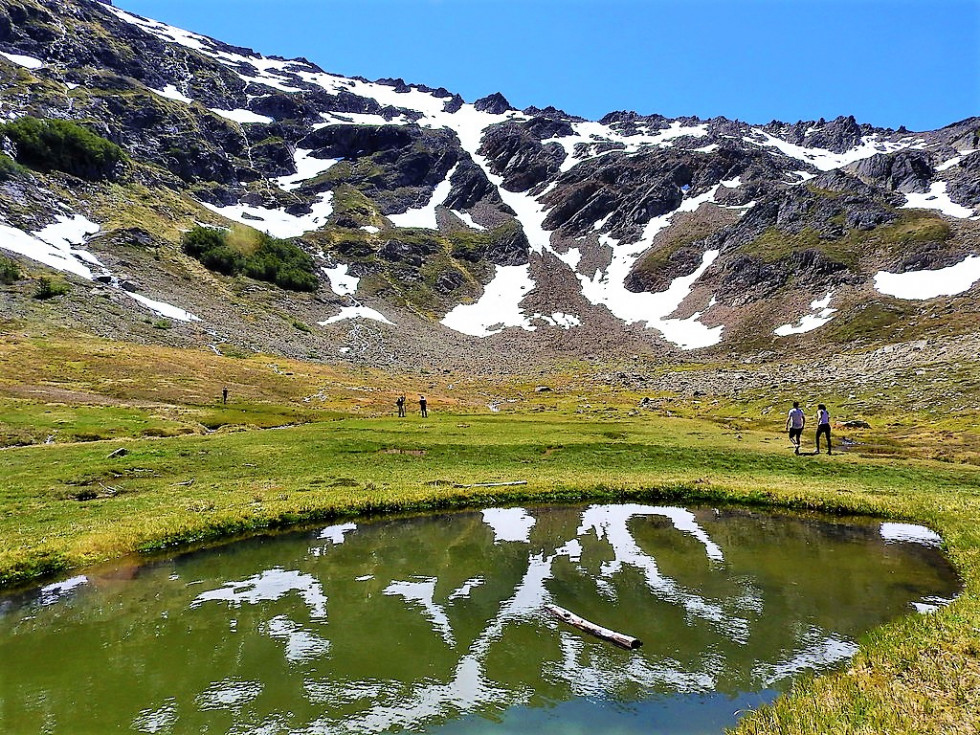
[1,327,980,734]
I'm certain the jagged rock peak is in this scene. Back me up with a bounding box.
[474,92,515,115]
[522,105,585,123]
[375,77,412,93]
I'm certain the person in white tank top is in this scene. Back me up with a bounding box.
[815,403,832,455]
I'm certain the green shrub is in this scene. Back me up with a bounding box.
[0,255,21,284]
[181,226,226,257]
[0,153,27,181]
[200,243,246,275]
[33,275,70,299]
[181,225,317,291]
[0,116,124,180]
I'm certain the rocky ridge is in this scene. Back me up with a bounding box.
[0,0,978,370]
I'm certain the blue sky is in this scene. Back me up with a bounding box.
[116,0,979,131]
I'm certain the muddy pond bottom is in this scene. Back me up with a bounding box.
[0,504,959,734]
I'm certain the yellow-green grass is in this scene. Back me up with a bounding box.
[1,410,976,581]
[3,332,980,733]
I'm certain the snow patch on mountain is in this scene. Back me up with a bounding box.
[388,165,458,229]
[201,193,333,238]
[874,255,980,300]
[441,264,536,337]
[320,306,394,326]
[0,51,44,69]
[902,182,975,218]
[936,153,972,172]
[127,292,200,322]
[209,108,274,125]
[107,6,214,53]
[318,265,394,325]
[747,130,923,171]
[0,215,100,279]
[574,186,728,349]
[321,263,359,296]
[1,215,200,321]
[775,292,837,336]
[450,210,485,231]
[555,120,710,173]
[148,84,193,104]
[536,312,581,328]
[275,149,339,191]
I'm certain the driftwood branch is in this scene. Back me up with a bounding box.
[545,604,643,650]
[453,480,528,489]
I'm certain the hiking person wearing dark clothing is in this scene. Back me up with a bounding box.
[786,401,805,455]
[815,404,832,455]
[396,395,406,417]
[419,395,428,418]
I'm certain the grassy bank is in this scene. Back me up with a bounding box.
[2,333,980,733]
[2,413,980,732]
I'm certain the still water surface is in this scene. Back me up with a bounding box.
[0,504,959,734]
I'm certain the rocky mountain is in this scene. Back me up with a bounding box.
[1,0,978,370]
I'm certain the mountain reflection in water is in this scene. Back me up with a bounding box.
[0,504,959,735]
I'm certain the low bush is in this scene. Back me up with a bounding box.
[0,116,124,180]
[33,275,70,299]
[0,153,28,181]
[0,255,21,284]
[182,226,317,291]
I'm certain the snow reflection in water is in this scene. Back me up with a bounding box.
[0,504,960,735]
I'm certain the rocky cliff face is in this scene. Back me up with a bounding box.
[1,0,978,368]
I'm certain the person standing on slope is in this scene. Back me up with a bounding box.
[419,395,428,418]
[786,401,805,455]
[815,403,832,455]
[396,394,406,418]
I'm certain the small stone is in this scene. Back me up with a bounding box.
[107,447,129,458]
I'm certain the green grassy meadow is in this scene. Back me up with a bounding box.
[2,330,980,733]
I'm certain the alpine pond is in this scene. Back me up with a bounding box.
[0,503,960,734]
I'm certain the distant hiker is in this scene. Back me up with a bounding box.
[222,387,228,405]
[786,401,805,455]
[815,403,832,455]
[419,395,428,418]
[396,394,406,417]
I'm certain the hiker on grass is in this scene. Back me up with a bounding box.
[786,401,805,455]
[396,394,406,418]
[815,403,832,455]
[419,395,428,418]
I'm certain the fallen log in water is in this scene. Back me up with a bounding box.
[545,604,643,650]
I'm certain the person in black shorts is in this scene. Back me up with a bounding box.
[786,401,805,455]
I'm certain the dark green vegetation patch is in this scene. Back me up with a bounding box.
[181,226,318,292]
[0,116,124,180]
[0,255,21,284]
